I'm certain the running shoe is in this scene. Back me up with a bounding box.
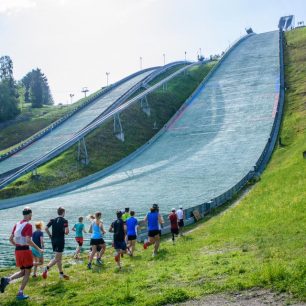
[0,277,9,293]
[42,267,48,279]
[152,252,157,257]
[114,254,120,262]
[87,263,92,269]
[143,241,148,250]
[16,292,29,300]
[121,253,124,258]
[32,274,37,278]
[60,274,70,280]
[96,258,103,265]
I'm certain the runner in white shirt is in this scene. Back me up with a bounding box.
[176,205,184,236]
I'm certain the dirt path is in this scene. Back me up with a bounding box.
[175,289,305,306]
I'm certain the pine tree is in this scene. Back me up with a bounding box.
[21,68,54,108]
[0,56,20,122]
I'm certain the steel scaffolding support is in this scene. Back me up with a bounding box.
[113,113,125,142]
[140,96,150,116]
[77,137,89,165]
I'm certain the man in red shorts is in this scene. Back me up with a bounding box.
[0,207,44,300]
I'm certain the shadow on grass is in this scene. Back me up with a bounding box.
[3,299,30,306]
[44,280,68,297]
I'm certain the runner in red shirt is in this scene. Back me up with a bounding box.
[168,208,179,244]
[0,207,43,300]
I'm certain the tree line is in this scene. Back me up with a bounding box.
[0,55,53,122]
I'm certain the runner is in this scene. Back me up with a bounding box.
[126,211,139,256]
[122,207,130,222]
[176,205,185,236]
[109,211,127,269]
[32,221,45,277]
[87,212,106,269]
[143,204,164,257]
[0,207,43,300]
[72,216,86,259]
[168,208,179,244]
[42,206,69,280]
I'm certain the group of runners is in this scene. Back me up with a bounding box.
[0,204,185,300]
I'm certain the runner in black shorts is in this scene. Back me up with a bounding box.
[109,211,127,269]
[126,211,139,256]
[143,204,164,257]
[43,207,69,280]
[88,212,106,269]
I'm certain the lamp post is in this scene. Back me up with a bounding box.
[81,87,89,98]
[140,56,143,70]
[106,72,110,86]
[69,93,74,104]
[163,53,166,66]
[184,51,187,75]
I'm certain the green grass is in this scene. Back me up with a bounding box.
[0,29,305,305]
[0,63,215,198]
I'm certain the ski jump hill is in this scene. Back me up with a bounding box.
[0,30,284,227]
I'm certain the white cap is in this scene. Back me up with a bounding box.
[179,205,183,209]
[171,208,176,212]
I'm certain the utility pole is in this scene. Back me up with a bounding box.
[163,53,166,66]
[184,51,187,75]
[140,56,143,70]
[81,87,89,98]
[69,93,74,104]
[106,72,110,86]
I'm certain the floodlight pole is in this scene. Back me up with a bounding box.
[184,51,187,75]
[163,53,166,66]
[140,56,143,70]
[81,87,89,98]
[106,72,110,86]
[69,93,74,104]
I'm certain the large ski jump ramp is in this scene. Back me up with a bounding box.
[0,31,280,265]
[0,69,156,177]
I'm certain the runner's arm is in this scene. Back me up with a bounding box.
[26,236,44,253]
[100,222,106,235]
[45,227,52,239]
[9,233,16,246]
[158,213,164,225]
[72,225,76,231]
[40,235,44,249]
[65,226,69,235]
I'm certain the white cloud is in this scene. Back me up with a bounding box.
[0,0,36,14]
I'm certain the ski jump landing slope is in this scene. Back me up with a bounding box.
[0,31,280,222]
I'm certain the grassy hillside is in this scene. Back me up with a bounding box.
[0,29,305,305]
[0,63,215,199]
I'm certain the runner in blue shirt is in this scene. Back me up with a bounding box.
[143,204,164,257]
[72,217,86,259]
[126,211,138,256]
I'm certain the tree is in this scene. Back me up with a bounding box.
[0,56,13,80]
[21,68,54,108]
[30,69,44,108]
[0,56,20,122]
[21,72,32,103]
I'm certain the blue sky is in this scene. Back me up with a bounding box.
[0,0,305,104]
